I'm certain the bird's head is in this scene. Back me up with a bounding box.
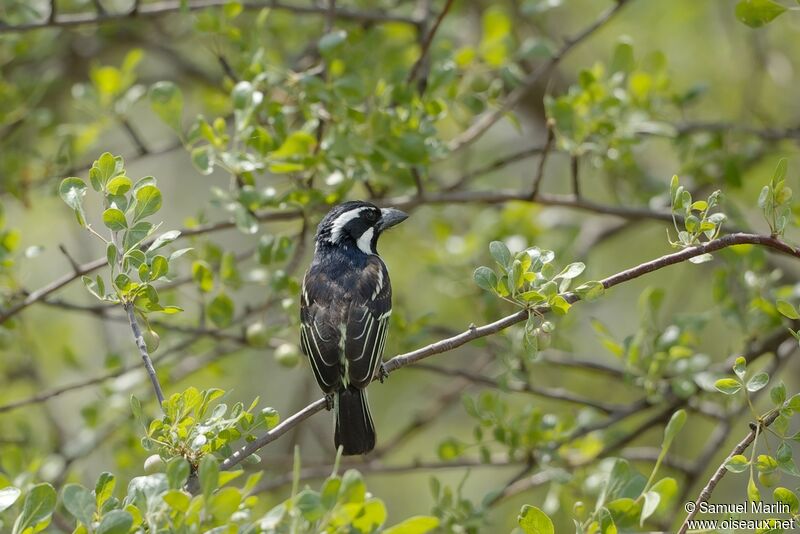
[315,200,408,255]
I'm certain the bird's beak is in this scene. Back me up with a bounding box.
[377,207,408,231]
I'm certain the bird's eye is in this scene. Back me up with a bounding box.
[365,210,379,222]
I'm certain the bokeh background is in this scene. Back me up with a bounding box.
[3,0,800,531]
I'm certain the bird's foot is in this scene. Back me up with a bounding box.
[324,393,335,410]
[377,364,389,383]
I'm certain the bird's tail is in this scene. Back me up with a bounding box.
[334,385,376,455]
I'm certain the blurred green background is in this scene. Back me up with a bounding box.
[3,0,800,531]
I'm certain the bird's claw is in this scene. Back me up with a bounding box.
[377,364,389,383]
[324,393,335,411]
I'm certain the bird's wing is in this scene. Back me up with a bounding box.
[345,257,392,388]
[300,269,344,393]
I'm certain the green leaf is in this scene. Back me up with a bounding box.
[166,457,190,490]
[149,81,184,132]
[150,256,169,280]
[319,30,347,54]
[102,208,127,231]
[198,454,219,501]
[0,487,21,513]
[192,260,214,293]
[339,470,366,503]
[746,372,769,392]
[558,262,585,280]
[714,378,742,395]
[352,499,387,532]
[191,146,215,175]
[662,409,686,450]
[106,243,118,269]
[62,484,94,525]
[776,299,800,319]
[96,509,133,534]
[774,487,800,514]
[148,230,181,252]
[271,131,316,159]
[640,491,660,526]
[383,515,440,534]
[473,266,498,292]
[649,478,677,516]
[756,454,778,473]
[133,185,162,221]
[59,178,88,227]
[771,381,787,405]
[163,490,190,512]
[517,505,554,534]
[575,280,605,301]
[12,483,56,534]
[95,472,115,508]
[489,240,511,267]
[724,454,750,473]
[106,175,132,196]
[748,477,761,502]
[735,0,787,27]
[95,153,118,184]
[437,438,464,460]
[208,293,234,327]
[610,39,635,74]
[788,393,800,412]
[733,356,747,379]
[208,487,241,521]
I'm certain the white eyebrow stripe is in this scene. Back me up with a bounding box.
[329,207,366,243]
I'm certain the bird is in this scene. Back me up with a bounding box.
[300,200,408,455]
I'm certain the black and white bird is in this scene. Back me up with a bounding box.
[300,201,408,455]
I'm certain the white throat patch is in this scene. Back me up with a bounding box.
[329,207,366,243]
[357,227,375,255]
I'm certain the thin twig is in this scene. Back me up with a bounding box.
[678,410,781,533]
[412,362,626,414]
[448,0,632,153]
[119,117,149,156]
[0,0,422,34]
[124,303,165,405]
[406,0,455,90]
[531,121,555,199]
[570,154,580,198]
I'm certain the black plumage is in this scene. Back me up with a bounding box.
[300,201,408,455]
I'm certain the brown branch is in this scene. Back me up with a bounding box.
[570,154,581,198]
[678,410,781,534]
[220,232,800,469]
[406,0,455,90]
[0,0,422,34]
[530,122,555,199]
[0,336,194,414]
[412,362,627,414]
[124,302,165,405]
[119,117,149,156]
[0,209,299,324]
[447,0,632,153]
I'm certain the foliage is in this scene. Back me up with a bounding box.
[3,1,800,533]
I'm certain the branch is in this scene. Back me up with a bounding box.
[676,338,795,532]
[220,232,800,469]
[530,122,555,199]
[0,0,422,34]
[406,0,455,90]
[0,209,300,324]
[447,0,631,153]
[678,410,780,533]
[124,302,165,405]
[412,362,628,414]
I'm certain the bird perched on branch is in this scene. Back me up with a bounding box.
[300,201,408,455]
